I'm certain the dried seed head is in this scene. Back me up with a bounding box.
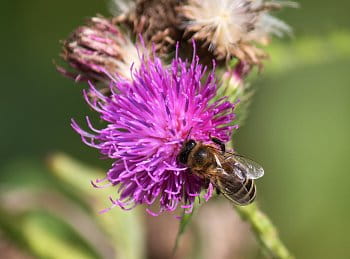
[59,16,141,84]
[109,0,135,16]
[115,0,182,55]
[179,0,296,65]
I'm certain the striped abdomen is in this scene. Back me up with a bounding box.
[216,173,257,205]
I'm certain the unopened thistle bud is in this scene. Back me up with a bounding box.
[59,17,140,83]
[179,0,297,66]
[220,61,253,127]
[114,0,182,55]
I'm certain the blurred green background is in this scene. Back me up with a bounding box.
[1,0,350,258]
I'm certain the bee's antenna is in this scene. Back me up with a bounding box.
[185,127,193,141]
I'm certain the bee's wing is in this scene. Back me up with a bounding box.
[227,154,264,180]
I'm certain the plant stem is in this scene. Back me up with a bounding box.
[235,203,294,259]
[171,205,197,258]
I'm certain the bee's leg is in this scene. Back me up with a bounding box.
[211,137,226,154]
[216,188,221,195]
[202,178,210,188]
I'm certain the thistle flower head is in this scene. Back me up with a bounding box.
[180,0,295,65]
[115,0,182,55]
[246,12,292,44]
[59,17,140,83]
[72,50,237,214]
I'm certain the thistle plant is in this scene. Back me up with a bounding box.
[72,52,236,215]
[57,0,297,258]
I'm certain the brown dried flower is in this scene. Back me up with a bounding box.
[114,0,182,55]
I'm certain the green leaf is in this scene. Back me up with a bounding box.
[0,209,99,259]
[48,153,145,259]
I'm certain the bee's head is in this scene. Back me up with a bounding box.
[178,139,197,165]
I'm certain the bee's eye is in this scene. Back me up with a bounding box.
[187,139,196,149]
[178,140,197,164]
[178,152,188,164]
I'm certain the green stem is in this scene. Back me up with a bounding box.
[235,203,294,259]
[171,210,185,257]
[171,196,202,258]
[171,208,195,258]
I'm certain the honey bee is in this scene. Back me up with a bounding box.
[178,137,264,205]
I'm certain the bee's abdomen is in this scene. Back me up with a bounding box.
[236,179,256,205]
[220,178,256,205]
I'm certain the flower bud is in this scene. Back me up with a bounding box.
[220,61,253,126]
[222,61,250,94]
[59,17,140,83]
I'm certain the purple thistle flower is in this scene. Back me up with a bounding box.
[72,51,237,215]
